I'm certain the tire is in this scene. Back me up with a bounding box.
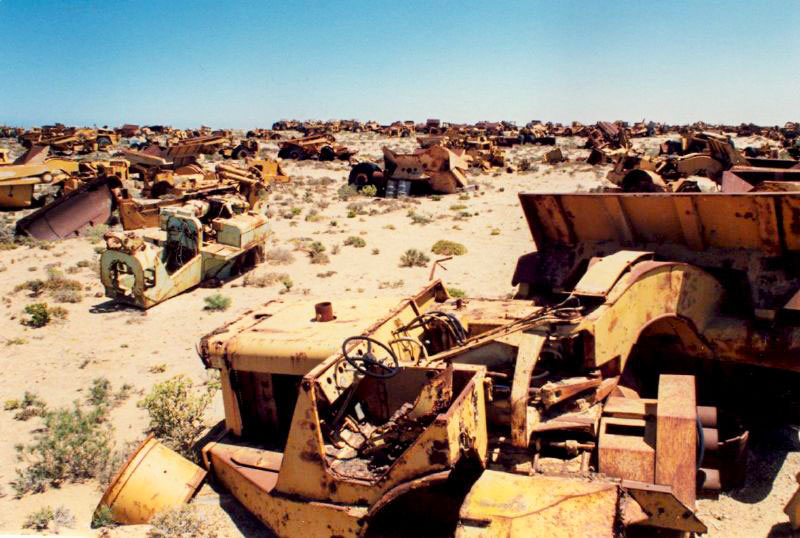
[288,148,304,160]
[348,162,384,195]
[319,145,335,161]
[97,136,112,148]
[277,147,291,158]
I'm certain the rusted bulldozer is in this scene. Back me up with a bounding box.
[348,145,469,197]
[189,190,800,536]
[100,193,270,308]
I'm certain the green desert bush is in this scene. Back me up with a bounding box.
[344,236,366,248]
[308,241,330,264]
[360,184,378,197]
[139,375,215,459]
[447,287,466,298]
[23,505,74,532]
[203,293,231,311]
[7,391,48,421]
[400,249,430,268]
[431,240,467,256]
[12,403,113,496]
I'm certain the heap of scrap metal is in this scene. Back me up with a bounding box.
[136,187,800,537]
[605,131,800,192]
[348,145,469,197]
[18,126,119,154]
[277,134,356,161]
[113,158,287,231]
[0,145,83,208]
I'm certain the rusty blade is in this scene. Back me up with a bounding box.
[16,176,118,240]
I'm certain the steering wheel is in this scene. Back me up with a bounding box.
[341,336,400,379]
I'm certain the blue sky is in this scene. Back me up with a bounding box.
[1,0,797,128]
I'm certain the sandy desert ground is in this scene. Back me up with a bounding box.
[0,132,797,537]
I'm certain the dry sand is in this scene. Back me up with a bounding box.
[0,132,797,536]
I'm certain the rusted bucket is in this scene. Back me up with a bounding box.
[95,435,206,524]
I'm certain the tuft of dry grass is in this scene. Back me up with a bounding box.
[265,247,295,265]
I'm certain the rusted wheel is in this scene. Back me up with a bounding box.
[319,145,335,161]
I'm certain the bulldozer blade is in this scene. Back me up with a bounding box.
[16,176,119,240]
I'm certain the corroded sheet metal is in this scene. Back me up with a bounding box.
[519,192,800,255]
[457,471,619,538]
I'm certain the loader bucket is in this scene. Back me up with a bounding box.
[16,176,120,240]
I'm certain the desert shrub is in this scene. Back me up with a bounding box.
[96,439,141,490]
[12,403,113,496]
[49,305,69,320]
[431,240,467,256]
[308,241,329,264]
[449,204,467,211]
[5,337,27,346]
[149,505,211,538]
[344,236,366,248]
[447,287,466,298]
[88,377,112,407]
[407,211,433,225]
[53,289,82,303]
[21,301,69,327]
[84,224,109,244]
[265,247,294,265]
[44,267,83,292]
[139,375,215,458]
[379,280,404,289]
[15,279,46,297]
[243,272,290,288]
[203,293,231,311]
[23,506,74,532]
[91,505,116,528]
[8,391,48,421]
[400,249,430,268]
[372,248,380,255]
[337,184,358,201]
[22,303,50,327]
[360,184,378,197]
[279,275,293,293]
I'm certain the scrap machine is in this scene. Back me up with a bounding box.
[192,191,800,536]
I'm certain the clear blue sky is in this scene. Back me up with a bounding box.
[1,0,797,128]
